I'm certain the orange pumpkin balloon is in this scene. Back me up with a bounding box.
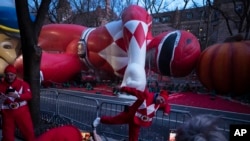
[196,41,250,95]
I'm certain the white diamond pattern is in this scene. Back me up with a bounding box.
[138,100,156,115]
[98,44,128,71]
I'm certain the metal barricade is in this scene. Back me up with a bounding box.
[40,89,59,122]
[56,91,99,131]
[144,109,192,141]
[97,101,192,141]
[97,101,129,140]
[40,89,100,131]
[40,89,250,141]
[219,116,250,139]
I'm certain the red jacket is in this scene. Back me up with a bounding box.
[121,87,171,127]
[0,78,32,105]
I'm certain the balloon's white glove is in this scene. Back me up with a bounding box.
[121,63,146,91]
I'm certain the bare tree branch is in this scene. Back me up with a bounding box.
[207,0,233,35]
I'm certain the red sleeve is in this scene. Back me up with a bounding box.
[159,103,171,115]
[120,86,146,100]
[19,81,32,101]
[163,103,171,115]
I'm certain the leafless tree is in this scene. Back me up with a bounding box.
[48,0,72,23]
[71,0,112,26]
[207,0,250,40]
[15,0,51,127]
[109,0,132,17]
[138,0,164,13]
[30,0,73,24]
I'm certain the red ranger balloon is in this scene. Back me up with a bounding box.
[14,5,201,91]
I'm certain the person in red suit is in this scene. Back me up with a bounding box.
[92,86,171,141]
[0,65,35,141]
[14,5,201,91]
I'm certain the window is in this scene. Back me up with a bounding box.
[201,33,207,41]
[162,16,171,23]
[186,12,193,19]
[212,11,219,22]
[199,27,203,32]
[153,18,160,23]
[235,3,243,14]
[213,25,217,31]
[200,11,206,19]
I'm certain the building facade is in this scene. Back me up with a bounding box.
[151,0,247,50]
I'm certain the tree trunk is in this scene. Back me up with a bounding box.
[15,0,51,128]
[23,44,42,128]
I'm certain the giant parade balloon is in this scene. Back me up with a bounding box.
[0,4,201,91]
[196,40,250,96]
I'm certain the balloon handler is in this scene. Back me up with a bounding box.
[92,86,171,141]
[0,65,35,141]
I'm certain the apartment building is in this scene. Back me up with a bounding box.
[151,0,246,50]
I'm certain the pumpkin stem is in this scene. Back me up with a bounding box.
[223,34,244,43]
